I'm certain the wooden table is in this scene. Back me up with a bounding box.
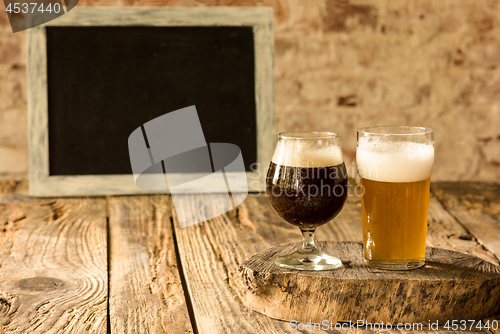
[0,180,499,333]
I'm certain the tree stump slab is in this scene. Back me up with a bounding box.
[239,241,500,323]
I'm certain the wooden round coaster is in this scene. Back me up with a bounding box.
[239,241,500,323]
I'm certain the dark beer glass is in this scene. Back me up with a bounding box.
[266,132,348,270]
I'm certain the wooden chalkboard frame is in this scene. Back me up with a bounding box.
[27,7,275,196]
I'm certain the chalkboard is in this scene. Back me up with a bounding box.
[27,7,275,196]
[47,26,257,175]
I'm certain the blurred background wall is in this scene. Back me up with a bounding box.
[0,0,499,181]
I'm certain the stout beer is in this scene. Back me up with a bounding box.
[267,162,348,228]
[266,132,348,270]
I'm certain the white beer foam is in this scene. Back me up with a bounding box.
[357,138,434,182]
[271,140,344,167]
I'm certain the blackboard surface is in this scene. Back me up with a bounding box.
[46,26,257,175]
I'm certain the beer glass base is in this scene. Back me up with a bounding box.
[275,251,343,271]
[364,259,425,270]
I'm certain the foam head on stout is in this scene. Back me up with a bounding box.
[271,138,344,169]
[266,137,348,228]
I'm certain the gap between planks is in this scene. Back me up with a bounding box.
[107,195,194,334]
[169,188,499,334]
[170,215,200,334]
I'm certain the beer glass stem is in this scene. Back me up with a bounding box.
[275,225,342,270]
[299,228,318,254]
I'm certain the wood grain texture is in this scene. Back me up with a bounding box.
[173,191,498,333]
[172,194,303,334]
[431,182,500,334]
[0,181,494,333]
[253,8,276,192]
[431,182,500,260]
[484,311,500,334]
[0,195,107,333]
[315,186,500,265]
[27,7,275,196]
[240,241,500,324]
[427,195,499,265]
[108,195,193,334]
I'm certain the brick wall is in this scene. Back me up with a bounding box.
[0,5,26,178]
[0,0,499,181]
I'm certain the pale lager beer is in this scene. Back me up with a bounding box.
[357,126,434,270]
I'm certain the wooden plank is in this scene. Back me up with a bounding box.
[173,190,496,334]
[0,180,28,196]
[171,194,304,334]
[431,182,500,260]
[0,195,107,333]
[427,195,499,265]
[484,312,500,334]
[108,195,193,334]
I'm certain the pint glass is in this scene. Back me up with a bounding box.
[356,126,434,270]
